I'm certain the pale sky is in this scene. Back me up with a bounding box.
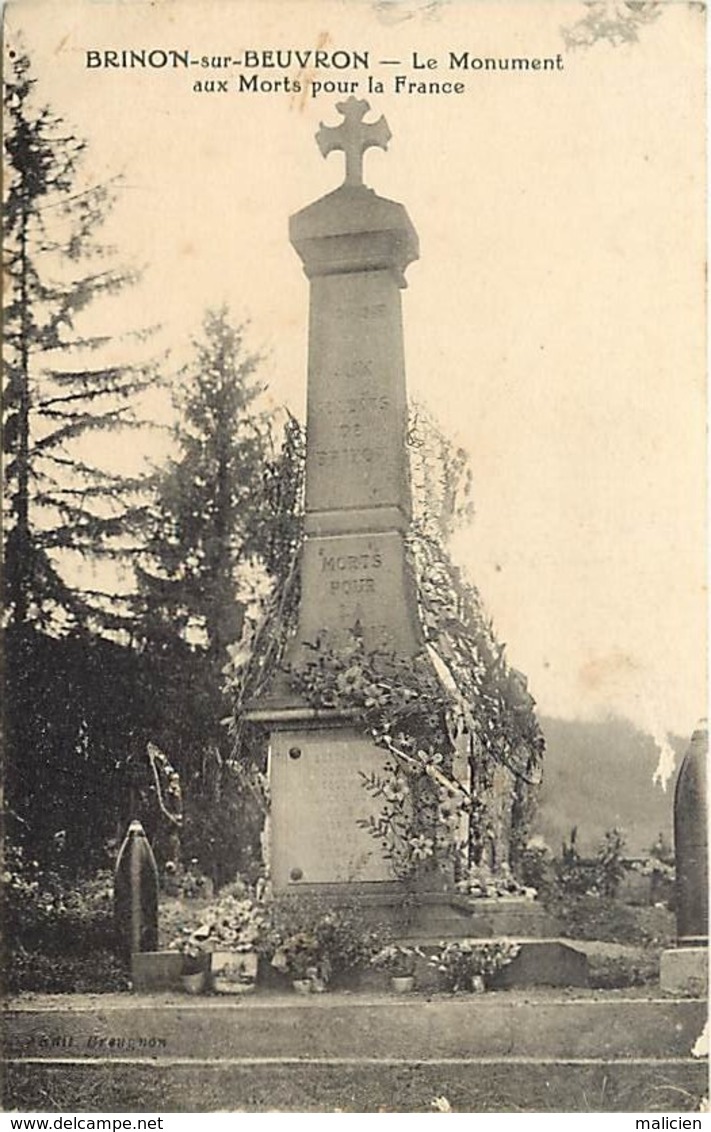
[5,0,706,741]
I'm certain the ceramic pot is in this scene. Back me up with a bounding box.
[390,975,415,993]
[292,978,314,995]
[181,970,208,995]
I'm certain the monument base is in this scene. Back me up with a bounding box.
[268,720,401,891]
[660,947,708,997]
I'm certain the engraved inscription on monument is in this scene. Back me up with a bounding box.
[298,530,419,653]
[306,271,410,520]
[269,729,396,887]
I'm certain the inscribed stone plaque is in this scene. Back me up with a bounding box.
[305,269,410,524]
[269,727,398,889]
[295,529,420,655]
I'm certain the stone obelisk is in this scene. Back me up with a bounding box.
[254,100,422,893]
[290,97,420,659]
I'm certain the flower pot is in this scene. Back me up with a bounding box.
[292,978,314,995]
[211,949,258,994]
[181,970,208,995]
[390,975,415,994]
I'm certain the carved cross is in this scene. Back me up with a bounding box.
[316,97,392,187]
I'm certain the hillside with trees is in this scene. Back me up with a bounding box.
[532,715,687,856]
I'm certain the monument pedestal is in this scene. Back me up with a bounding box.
[267,717,402,891]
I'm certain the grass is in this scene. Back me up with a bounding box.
[4,1058,707,1113]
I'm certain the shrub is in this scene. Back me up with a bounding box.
[588,951,660,989]
[6,946,129,995]
[371,943,424,977]
[431,940,520,992]
[262,895,388,986]
[518,841,555,895]
[4,847,116,957]
[594,828,627,897]
[526,824,681,947]
[3,845,128,993]
[552,826,629,899]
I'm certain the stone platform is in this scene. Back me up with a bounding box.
[294,891,562,938]
[397,894,562,939]
[4,991,707,1112]
[132,895,579,993]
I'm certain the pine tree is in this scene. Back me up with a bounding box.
[136,307,272,664]
[134,307,296,884]
[3,51,154,634]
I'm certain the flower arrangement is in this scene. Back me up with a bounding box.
[370,943,424,978]
[270,930,327,990]
[169,886,266,961]
[203,894,265,951]
[455,862,536,900]
[171,932,208,974]
[264,897,387,992]
[358,750,471,882]
[431,940,520,992]
[631,857,674,880]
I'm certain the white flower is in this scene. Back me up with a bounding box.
[409,835,434,861]
[418,750,443,767]
[432,1096,452,1112]
[271,948,288,972]
[383,776,408,804]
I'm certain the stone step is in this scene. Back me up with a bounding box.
[400,898,561,940]
[308,891,561,939]
[5,994,706,1062]
[4,1055,708,1113]
[350,893,562,940]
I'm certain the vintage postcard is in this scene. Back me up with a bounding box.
[3,0,707,1117]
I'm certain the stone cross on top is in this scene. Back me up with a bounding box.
[316,96,392,187]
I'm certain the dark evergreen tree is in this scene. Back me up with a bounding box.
[3,51,154,634]
[135,307,269,665]
[3,51,157,869]
[135,307,304,885]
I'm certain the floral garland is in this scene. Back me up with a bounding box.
[408,525,545,868]
[288,639,474,882]
[232,544,544,883]
[228,414,545,885]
